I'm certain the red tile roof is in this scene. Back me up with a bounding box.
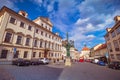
[82,46,90,51]
[95,43,107,51]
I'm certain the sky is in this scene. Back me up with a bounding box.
[0,0,120,51]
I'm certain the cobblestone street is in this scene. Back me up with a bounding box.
[0,62,120,80]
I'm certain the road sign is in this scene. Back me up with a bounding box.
[13,48,17,54]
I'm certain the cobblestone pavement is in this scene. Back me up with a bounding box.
[0,66,15,80]
[0,62,120,80]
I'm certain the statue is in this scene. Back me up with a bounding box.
[64,32,73,66]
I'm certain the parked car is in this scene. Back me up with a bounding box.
[79,58,84,62]
[85,59,92,62]
[12,58,30,66]
[30,59,39,65]
[38,58,49,64]
[98,61,106,66]
[92,59,99,64]
[108,62,120,70]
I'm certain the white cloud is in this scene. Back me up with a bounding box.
[75,18,90,25]
[0,0,18,10]
[31,0,120,50]
[87,35,95,40]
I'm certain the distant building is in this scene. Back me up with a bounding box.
[70,47,79,60]
[94,44,108,57]
[104,16,120,62]
[90,44,102,57]
[80,45,90,60]
[0,6,62,63]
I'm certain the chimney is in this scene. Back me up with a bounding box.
[55,32,59,36]
[18,11,28,18]
[106,28,111,32]
[114,16,120,23]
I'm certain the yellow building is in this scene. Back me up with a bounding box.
[104,16,120,62]
[0,6,62,63]
[90,44,102,57]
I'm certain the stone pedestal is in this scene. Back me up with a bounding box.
[65,57,71,66]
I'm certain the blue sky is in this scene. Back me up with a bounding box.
[0,0,120,51]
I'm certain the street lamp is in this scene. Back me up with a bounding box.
[64,32,73,66]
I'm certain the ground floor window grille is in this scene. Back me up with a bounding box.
[0,50,8,58]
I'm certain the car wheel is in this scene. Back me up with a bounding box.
[17,63,20,66]
[113,67,116,69]
[32,63,34,65]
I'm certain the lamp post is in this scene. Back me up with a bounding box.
[64,32,73,66]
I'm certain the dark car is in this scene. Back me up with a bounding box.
[108,62,120,70]
[30,59,39,65]
[12,58,30,66]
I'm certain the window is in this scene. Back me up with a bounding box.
[51,53,53,57]
[49,35,51,38]
[116,54,120,60]
[28,26,32,30]
[113,40,119,51]
[13,51,19,58]
[36,29,38,33]
[9,17,16,24]
[4,32,12,43]
[34,40,37,47]
[39,52,41,57]
[33,52,36,57]
[45,33,47,37]
[41,31,43,36]
[107,43,113,52]
[119,39,120,45]
[16,35,22,44]
[48,42,50,49]
[20,22,25,28]
[0,50,8,58]
[41,23,43,27]
[46,26,47,29]
[25,38,30,46]
[24,51,28,58]
[110,54,114,59]
[105,35,110,41]
[116,26,120,34]
[45,42,47,48]
[40,41,42,48]
[111,31,116,38]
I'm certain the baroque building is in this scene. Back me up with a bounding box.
[104,16,120,62]
[80,45,90,60]
[0,6,62,63]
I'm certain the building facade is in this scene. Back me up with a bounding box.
[80,45,90,60]
[104,16,120,62]
[70,47,79,61]
[90,44,102,57]
[0,6,62,63]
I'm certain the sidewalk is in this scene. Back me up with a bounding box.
[0,66,15,80]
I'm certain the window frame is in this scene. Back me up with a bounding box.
[16,35,23,45]
[4,32,13,43]
[9,17,16,24]
[28,25,32,31]
[20,22,25,28]
[25,37,30,46]
[24,51,28,58]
